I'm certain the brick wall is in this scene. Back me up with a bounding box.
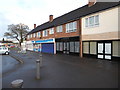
[27,19,81,41]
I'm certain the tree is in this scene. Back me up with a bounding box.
[2,38,5,42]
[4,23,29,47]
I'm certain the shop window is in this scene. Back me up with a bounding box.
[83,42,89,54]
[90,42,97,54]
[113,41,120,57]
[60,42,63,51]
[75,42,80,53]
[56,42,60,51]
[70,42,74,52]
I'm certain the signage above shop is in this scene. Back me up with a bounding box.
[32,38,55,44]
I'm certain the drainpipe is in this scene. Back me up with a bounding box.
[79,19,83,58]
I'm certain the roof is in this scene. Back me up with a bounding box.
[28,2,120,35]
[0,41,13,43]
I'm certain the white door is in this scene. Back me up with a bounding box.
[98,43,104,59]
[105,43,111,60]
[98,42,112,60]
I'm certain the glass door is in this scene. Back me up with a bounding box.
[98,42,112,60]
[98,43,104,59]
[63,42,69,54]
[105,43,112,60]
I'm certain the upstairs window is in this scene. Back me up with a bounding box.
[95,15,99,25]
[57,25,63,32]
[85,15,99,28]
[37,32,41,37]
[49,28,54,34]
[89,16,94,26]
[66,21,77,33]
[31,34,32,38]
[27,35,30,39]
[33,33,36,38]
[85,18,89,27]
[43,30,48,37]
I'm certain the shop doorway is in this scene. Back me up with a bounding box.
[63,42,70,54]
[97,42,112,60]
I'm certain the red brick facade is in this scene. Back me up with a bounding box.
[27,19,80,41]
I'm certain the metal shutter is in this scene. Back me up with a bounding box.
[42,43,54,54]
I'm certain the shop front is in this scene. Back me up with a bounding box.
[83,40,120,60]
[56,37,80,55]
[32,38,56,54]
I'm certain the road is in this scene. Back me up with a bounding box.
[1,55,20,89]
[2,50,119,88]
[2,55,20,76]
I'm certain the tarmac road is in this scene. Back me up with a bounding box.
[2,55,20,76]
[2,50,119,88]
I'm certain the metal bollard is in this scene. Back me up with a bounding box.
[36,60,40,79]
[40,54,42,67]
[11,79,23,88]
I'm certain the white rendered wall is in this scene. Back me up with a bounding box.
[82,7,119,40]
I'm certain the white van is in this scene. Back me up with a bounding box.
[0,47,10,55]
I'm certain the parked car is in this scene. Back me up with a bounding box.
[0,47,10,55]
[10,45,15,48]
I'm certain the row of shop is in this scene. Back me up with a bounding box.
[26,37,80,55]
[25,37,120,60]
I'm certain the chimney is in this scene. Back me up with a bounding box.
[34,24,36,29]
[49,15,53,22]
[88,0,96,7]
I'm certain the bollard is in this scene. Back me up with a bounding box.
[36,60,40,79]
[40,54,42,67]
[11,79,23,88]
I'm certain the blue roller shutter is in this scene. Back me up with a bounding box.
[42,43,54,54]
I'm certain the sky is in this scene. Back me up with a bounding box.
[0,0,88,40]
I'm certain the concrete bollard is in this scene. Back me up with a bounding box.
[36,60,40,79]
[40,54,42,67]
[11,79,23,88]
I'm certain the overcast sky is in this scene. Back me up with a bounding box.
[0,0,88,40]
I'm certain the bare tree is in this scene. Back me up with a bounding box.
[4,23,29,47]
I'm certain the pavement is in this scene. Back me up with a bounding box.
[2,48,119,88]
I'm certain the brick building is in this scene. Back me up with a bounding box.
[26,0,120,60]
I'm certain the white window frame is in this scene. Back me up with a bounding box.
[95,15,99,25]
[66,21,77,33]
[85,18,89,27]
[73,21,77,31]
[31,34,32,38]
[57,25,63,33]
[27,35,30,39]
[43,30,48,37]
[37,32,41,37]
[85,15,99,28]
[89,16,94,26]
[33,33,36,38]
[49,28,54,34]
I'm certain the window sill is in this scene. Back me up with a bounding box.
[66,31,77,33]
[43,36,48,37]
[49,33,54,35]
[85,25,99,29]
[57,32,63,33]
